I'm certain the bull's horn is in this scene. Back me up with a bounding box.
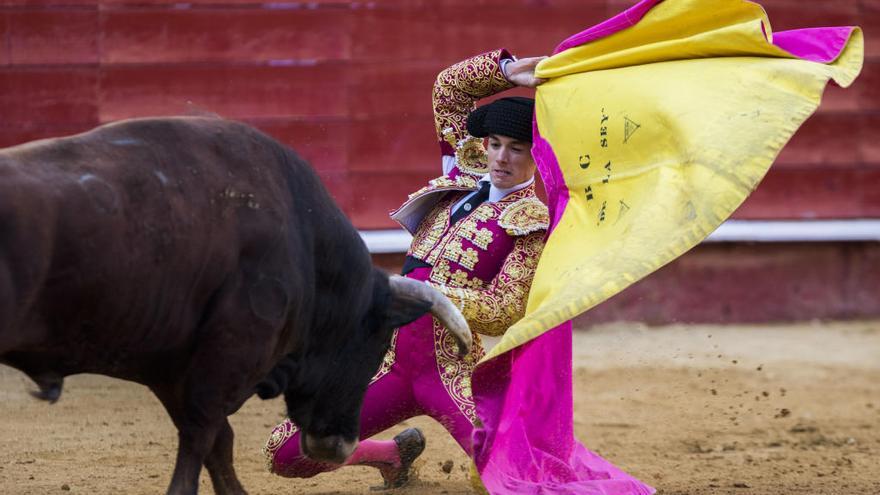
[389,275,472,356]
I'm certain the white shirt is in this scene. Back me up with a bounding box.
[451,174,535,212]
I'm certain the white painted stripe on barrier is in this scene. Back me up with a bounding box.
[359,220,880,253]
[358,229,413,254]
[705,220,880,242]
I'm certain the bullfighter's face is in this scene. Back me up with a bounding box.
[487,133,536,189]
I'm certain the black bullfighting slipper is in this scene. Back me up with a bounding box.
[374,427,426,490]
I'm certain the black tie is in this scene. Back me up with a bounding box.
[450,181,491,225]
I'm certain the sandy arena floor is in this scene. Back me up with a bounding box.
[1,321,878,494]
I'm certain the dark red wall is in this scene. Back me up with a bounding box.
[579,241,880,324]
[3,0,878,323]
[2,0,878,228]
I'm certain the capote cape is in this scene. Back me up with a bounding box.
[470,0,863,493]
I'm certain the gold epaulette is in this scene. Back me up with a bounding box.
[498,197,550,236]
[407,173,479,200]
[451,135,489,176]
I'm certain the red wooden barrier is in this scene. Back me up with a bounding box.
[1,0,877,228]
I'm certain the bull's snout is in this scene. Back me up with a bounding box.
[301,433,358,464]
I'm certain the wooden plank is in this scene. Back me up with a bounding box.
[98,64,348,121]
[250,118,351,172]
[0,13,9,66]
[351,5,606,63]
[858,8,880,60]
[348,117,436,173]
[95,0,600,6]
[99,0,344,5]
[346,170,428,229]
[761,0,861,27]
[346,61,436,123]
[774,112,863,167]
[1,0,96,6]
[0,122,97,148]
[861,112,880,165]
[578,242,880,324]
[0,68,98,126]
[734,166,880,219]
[818,60,880,113]
[7,9,98,65]
[102,9,351,64]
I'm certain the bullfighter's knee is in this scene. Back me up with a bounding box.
[263,419,336,478]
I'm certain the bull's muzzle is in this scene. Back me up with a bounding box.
[301,433,358,465]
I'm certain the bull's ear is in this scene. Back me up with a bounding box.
[255,355,299,400]
[385,292,433,329]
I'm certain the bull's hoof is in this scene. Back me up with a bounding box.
[29,378,63,404]
[375,428,425,490]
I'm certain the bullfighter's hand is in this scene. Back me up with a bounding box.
[506,56,548,88]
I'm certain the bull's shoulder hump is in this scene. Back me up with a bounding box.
[96,116,247,139]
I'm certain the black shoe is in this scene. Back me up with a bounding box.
[376,428,426,490]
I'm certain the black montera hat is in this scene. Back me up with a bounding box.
[466,96,535,143]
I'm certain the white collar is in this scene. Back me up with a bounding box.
[478,174,535,202]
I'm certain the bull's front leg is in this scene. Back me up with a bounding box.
[203,419,246,494]
[152,383,242,495]
[169,424,216,495]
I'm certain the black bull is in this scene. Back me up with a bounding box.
[0,117,471,494]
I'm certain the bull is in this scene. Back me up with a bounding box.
[0,117,471,494]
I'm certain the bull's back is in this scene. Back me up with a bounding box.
[0,117,321,375]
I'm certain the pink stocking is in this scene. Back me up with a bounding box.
[345,439,401,468]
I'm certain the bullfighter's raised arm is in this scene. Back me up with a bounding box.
[432,49,514,176]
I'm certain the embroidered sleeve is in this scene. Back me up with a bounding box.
[433,49,515,175]
[431,231,545,336]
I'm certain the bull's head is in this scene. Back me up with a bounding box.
[256,268,471,465]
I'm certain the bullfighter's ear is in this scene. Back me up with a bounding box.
[385,291,433,329]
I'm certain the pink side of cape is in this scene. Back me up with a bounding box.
[473,1,857,494]
[472,322,656,494]
[772,27,856,63]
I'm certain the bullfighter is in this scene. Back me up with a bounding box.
[263,48,548,488]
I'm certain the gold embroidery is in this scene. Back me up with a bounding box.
[443,241,479,270]
[442,127,458,149]
[455,174,479,189]
[472,228,494,250]
[409,199,453,261]
[407,174,478,201]
[429,258,453,285]
[450,269,485,289]
[432,49,513,176]
[432,318,485,425]
[498,197,550,236]
[407,186,430,200]
[433,232,545,336]
[449,270,469,287]
[455,136,488,173]
[457,220,495,251]
[471,203,494,222]
[456,220,477,238]
[370,329,398,385]
[263,419,299,472]
[423,197,507,287]
[416,184,544,301]
[494,182,536,206]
